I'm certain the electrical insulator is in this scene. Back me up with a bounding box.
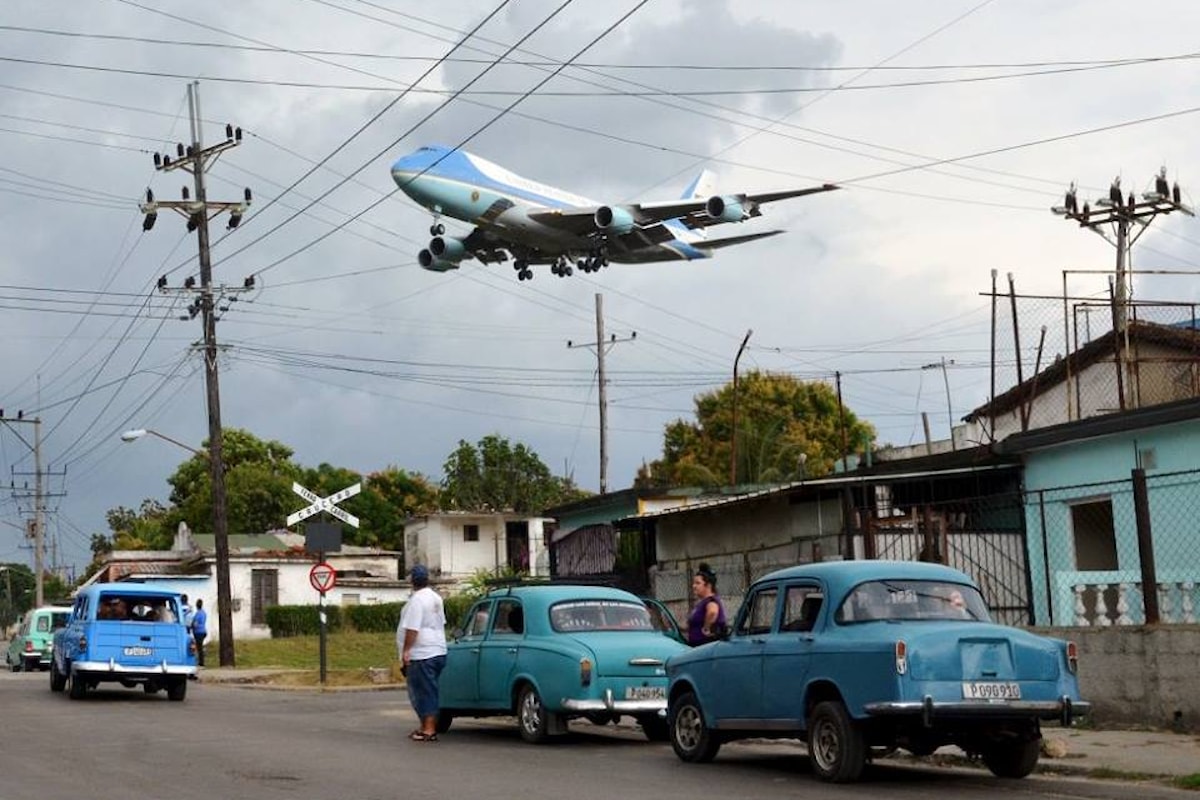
[182,186,190,200]
[142,213,157,232]
[157,275,168,289]
[184,276,196,289]
[145,188,154,203]
[177,143,185,157]
[244,187,252,203]
[226,123,234,140]
[235,127,243,141]
[153,153,162,168]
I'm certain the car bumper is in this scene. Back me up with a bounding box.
[561,688,667,714]
[73,660,197,677]
[864,695,1091,725]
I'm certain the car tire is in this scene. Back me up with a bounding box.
[517,684,555,744]
[982,737,1040,778]
[167,677,188,702]
[638,714,670,742]
[807,700,866,783]
[67,669,87,700]
[49,659,66,692]
[436,710,454,734]
[669,691,721,763]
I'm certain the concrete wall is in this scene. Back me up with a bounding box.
[1038,624,1200,730]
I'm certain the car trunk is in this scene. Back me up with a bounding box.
[562,631,680,678]
[905,622,1060,682]
[90,621,189,667]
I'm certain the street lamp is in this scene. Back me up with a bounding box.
[120,427,235,666]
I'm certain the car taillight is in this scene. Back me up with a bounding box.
[1066,641,1078,674]
[895,640,907,675]
[580,657,593,687]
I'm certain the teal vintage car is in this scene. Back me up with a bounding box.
[667,561,1091,783]
[439,584,688,743]
[6,605,71,671]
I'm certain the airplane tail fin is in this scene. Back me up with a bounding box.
[681,169,716,239]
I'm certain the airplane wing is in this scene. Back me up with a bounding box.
[701,230,785,249]
[527,183,838,234]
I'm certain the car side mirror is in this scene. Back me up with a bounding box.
[450,627,464,642]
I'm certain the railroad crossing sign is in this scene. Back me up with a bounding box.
[287,481,362,528]
[309,562,337,593]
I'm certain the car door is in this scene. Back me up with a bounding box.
[476,599,524,709]
[706,585,779,725]
[443,599,492,708]
[643,597,685,644]
[761,582,824,727]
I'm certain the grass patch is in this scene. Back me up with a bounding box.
[1084,767,1158,782]
[1174,774,1200,791]
[233,630,397,671]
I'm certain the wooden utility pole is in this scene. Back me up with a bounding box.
[730,329,753,486]
[138,81,252,667]
[567,294,634,494]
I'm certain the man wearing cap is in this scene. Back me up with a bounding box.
[397,564,447,742]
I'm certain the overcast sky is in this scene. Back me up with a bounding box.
[2,0,1199,574]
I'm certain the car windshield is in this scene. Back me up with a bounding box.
[835,580,990,624]
[550,600,655,632]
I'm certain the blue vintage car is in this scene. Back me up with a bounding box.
[439,584,688,743]
[666,561,1090,782]
[51,583,197,701]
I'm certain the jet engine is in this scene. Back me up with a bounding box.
[705,195,748,223]
[429,236,467,261]
[418,249,460,272]
[594,205,635,235]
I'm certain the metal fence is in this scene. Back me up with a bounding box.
[1025,467,1200,626]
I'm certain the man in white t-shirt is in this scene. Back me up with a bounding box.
[397,564,447,742]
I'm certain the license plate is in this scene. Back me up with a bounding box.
[123,646,152,657]
[962,681,1021,700]
[625,686,665,701]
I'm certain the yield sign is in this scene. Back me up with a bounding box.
[287,481,362,528]
[309,562,337,593]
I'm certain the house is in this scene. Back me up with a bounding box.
[402,512,552,584]
[962,320,1200,444]
[87,525,409,641]
[996,395,1200,626]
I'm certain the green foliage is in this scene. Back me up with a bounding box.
[233,630,396,671]
[265,604,344,638]
[343,602,404,633]
[440,434,589,513]
[639,370,876,488]
[443,593,477,632]
[0,562,35,628]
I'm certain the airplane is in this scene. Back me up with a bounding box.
[390,144,838,282]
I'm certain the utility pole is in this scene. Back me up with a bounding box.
[920,358,956,449]
[567,294,635,494]
[1052,171,1193,408]
[138,81,252,668]
[1,413,63,607]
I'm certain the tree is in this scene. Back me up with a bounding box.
[440,435,590,513]
[639,370,875,488]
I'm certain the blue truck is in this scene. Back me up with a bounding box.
[51,583,197,701]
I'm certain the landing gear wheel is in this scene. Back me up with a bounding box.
[565,266,573,276]
[669,691,720,762]
[517,684,556,744]
[807,700,866,783]
[982,737,1040,778]
[429,222,445,236]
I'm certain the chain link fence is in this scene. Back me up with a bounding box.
[1026,467,1200,626]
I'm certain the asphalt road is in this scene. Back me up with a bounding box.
[0,670,1189,800]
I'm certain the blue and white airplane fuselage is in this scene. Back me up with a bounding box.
[390,145,837,281]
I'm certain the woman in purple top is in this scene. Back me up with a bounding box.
[686,563,727,646]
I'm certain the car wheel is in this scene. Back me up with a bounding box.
[638,714,670,742]
[517,684,554,744]
[436,710,454,734]
[167,678,188,702]
[669,691,720,763]
[982,737,1040,778]
[49,659,66,692]
[67,669,87,700]
[807,700,866,783]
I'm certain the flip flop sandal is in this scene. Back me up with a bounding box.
[409,730,438,742]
